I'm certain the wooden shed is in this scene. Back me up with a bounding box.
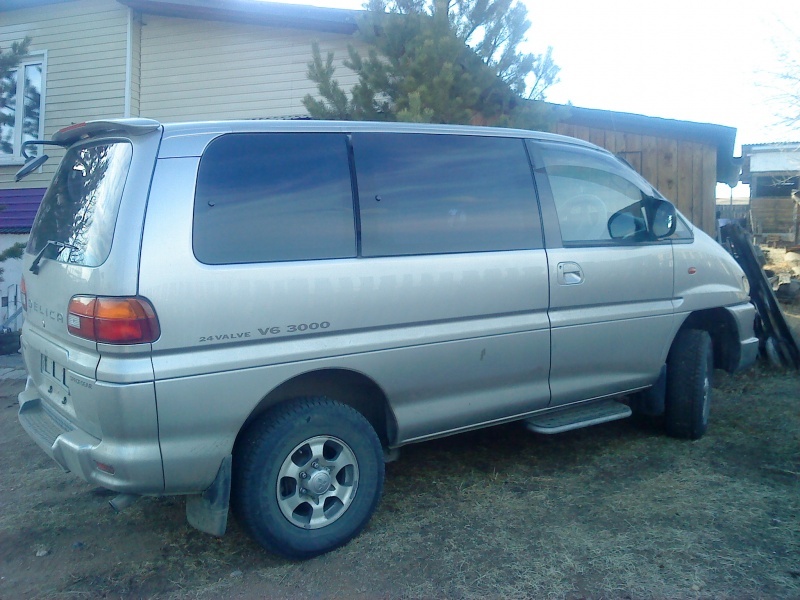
[740,142,800,244]
[550,104,739,237]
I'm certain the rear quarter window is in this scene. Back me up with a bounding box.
[193,133,355,264]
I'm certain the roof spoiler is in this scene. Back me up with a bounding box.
[51,118,162,145]
[16,119,162,182]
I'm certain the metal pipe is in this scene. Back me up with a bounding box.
[109,493,139,513]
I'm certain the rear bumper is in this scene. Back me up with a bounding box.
[18,376,165,494]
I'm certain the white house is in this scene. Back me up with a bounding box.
[0,0,362,329]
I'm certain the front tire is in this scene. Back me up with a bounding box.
[232,397,384,559]
[665,329,713,440]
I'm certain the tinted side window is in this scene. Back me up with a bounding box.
[353,133,542,256]
[193,133,355,264]
[539,146,650,244]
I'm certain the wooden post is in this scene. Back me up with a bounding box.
[692,144,704,227]
[657,137,678,204]
[677,142,693,218]
[641,135,658,188]
[701,147,717,236]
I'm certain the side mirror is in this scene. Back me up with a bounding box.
[608,197,677,242]
[651,199,677,239]
[608,211,646,240]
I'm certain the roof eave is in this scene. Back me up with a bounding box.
[117,0,360,34]
[0,0,74,11]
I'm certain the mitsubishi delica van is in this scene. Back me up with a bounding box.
[17,119,758,559]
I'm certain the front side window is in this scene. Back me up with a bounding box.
[193,133,355,264]
[539,145,655,245]
[353,133,542,256]
[0,56,44,162]
[672,213,694,240]
[28,141,133,267]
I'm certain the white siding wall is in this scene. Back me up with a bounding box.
[0,0,129,188]
[750,151,800,173]
[139,14,359,121]
[128,9,141,117]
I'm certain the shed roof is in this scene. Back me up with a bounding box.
[740,142,800,183]
[0,188,45,234]
[742,142,800,150]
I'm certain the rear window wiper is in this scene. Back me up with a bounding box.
[15,140,67,182]
[29,241,78,275]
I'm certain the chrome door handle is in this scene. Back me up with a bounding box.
[557,262,584,285]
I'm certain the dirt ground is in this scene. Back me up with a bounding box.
[1,312,799,600]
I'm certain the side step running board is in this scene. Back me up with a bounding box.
[524,399,632,434]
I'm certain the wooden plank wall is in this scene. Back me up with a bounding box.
[555,123,718,236]
[749,197,798,240]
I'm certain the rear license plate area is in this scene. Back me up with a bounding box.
[40,354,70,400]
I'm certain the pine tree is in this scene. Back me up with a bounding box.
[303,0,559,129]
[0,38,32,285]
[0,37,29,86]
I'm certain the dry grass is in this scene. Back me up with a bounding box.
[1,359,798,599]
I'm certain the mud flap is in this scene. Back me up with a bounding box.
[186,455,231,536]
[630,364,667,417]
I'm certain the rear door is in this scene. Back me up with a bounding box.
[20,125,161,433]
[528,141,675,406]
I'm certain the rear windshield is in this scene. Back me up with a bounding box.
[27,141,132,267]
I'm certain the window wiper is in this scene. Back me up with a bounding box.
[15,140,66,182]
[29,241,78,275]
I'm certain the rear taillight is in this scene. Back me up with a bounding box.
[67,296,160,344]
[20,277,27,312]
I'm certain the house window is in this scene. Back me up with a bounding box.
[0,56,45,162]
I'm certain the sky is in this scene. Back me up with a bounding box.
[520,1,799,197]
[523,1,799,146]
[277,0,799,194]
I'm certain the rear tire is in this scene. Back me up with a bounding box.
[232,397,384,559]
[0,331,20,355]
[665,329,713,440]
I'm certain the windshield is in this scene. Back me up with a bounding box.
[27,141,132,268]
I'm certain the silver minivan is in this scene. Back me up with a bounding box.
[17,119,758,558]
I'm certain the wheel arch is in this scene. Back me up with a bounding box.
[677,307,742,373]
[236,368,397,450]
